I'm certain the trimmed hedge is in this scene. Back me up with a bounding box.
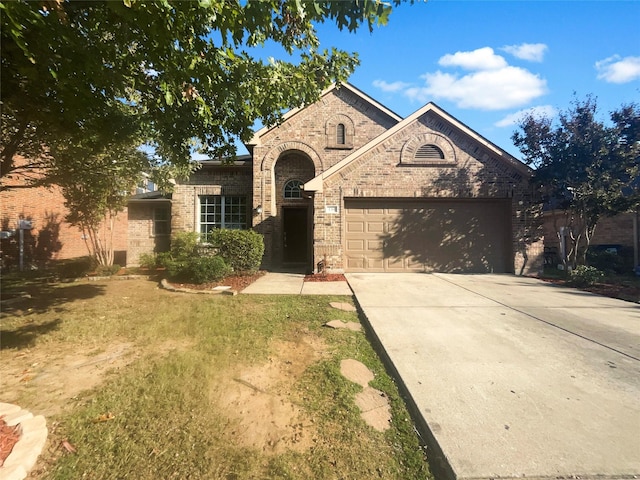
[207,229,264,273]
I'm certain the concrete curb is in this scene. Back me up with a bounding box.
[159,278,238,296]
[0,403,48,480]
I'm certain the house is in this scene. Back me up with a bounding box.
[130,83,544,275]
[0,156,131,267]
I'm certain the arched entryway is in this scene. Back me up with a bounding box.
[273,151,315,270]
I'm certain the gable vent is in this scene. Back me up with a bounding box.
[415,144,445,161]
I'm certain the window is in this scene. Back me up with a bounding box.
[153,207,170,236]
[284,179,303,199]
[200,196,247,240]
[336,123,346,145]
[415,144,445,161]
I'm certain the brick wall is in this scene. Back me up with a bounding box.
[543,211,638,258]
[1,159,128,266]
[315,110,543,275]
[252,87,400,268]
[127,202,171,266]
[171,164,253,240]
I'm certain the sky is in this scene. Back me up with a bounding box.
[244,0,639,160]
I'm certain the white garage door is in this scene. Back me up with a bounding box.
[344,198,512,273]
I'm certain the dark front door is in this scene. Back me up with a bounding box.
[282,207,308,264]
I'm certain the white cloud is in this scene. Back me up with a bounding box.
[438,47,507,71]
[406,65,547,110]
[595,55,640,83]
[372,79,411,93]
[501,43,548,62]
[494,105,557,128]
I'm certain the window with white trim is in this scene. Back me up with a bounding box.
[199,195,248,240]
[153,206,170,236]
[284,179,303,199]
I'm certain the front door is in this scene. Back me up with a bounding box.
[282,207,308,264]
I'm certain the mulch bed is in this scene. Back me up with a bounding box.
[0,418,21,467]
[539,277,640,303]
[165,271,348,292]
[304,273,347,282]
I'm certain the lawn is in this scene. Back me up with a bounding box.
[1,276,431,479]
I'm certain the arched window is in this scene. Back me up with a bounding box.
[415,144,445,161]
[284,179,303,199]
[336,123,346,145]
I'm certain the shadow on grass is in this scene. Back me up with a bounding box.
[1,282,107,316]
[1,318,63,350]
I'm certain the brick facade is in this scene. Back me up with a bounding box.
[543,211,639,265]
[251,85,400,268]
[1,158,128,267]
[245,86,543,274]
[157,84,548,275]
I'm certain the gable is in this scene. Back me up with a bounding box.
[248,83,402,147]
[304,103,530,193]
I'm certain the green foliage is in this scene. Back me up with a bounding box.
[1,0,410,189]
[568,265,605,287]
[163,231,231,283]
[587,247,634,275]
[138,252,159,270]
[95,264,122,276]
[513,98,639,268]
[190,256,231,284]
[207,229,265,273]
[170,232,201,260]
[54,256,96,279]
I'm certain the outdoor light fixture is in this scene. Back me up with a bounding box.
[254,205,263,215]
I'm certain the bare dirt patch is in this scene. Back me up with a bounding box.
[213,335,327,455]
[0,342,137,419]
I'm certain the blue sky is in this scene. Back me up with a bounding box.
[266,0,639,160]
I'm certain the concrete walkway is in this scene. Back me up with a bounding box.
[346,273,640,480]
[241,272,352,295]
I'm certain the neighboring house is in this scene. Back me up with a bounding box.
[131,83,545,275]
[542,210,640,267]
[0,156,130,267]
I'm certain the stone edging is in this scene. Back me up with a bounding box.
[0,403,48,480]
[159,278,238,296]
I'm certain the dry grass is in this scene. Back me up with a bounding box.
[1,276,431,480]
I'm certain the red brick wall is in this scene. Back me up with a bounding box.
[1,158,128,266]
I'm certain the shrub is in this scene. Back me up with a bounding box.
[138,253,159,269]
[587,247,634,275]
[187,256,231,284]
[568,265,604,287]
[95,264,121,276]
[207,229,264,273]
[170,231,201,259]
[55,256,95,279]
[166,256,230,284]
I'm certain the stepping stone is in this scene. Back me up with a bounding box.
[340,359,374,387]
[329,302,356,312]
[360,403,392,432]
[324,320,362,332]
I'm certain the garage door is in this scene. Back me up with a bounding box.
[344,198,512,273]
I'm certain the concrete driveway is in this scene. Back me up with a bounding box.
[346,273,640,480]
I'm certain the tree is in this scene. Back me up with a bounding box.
[512,97,639,269]
[1,0,409,189]
[54,134,148,267]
